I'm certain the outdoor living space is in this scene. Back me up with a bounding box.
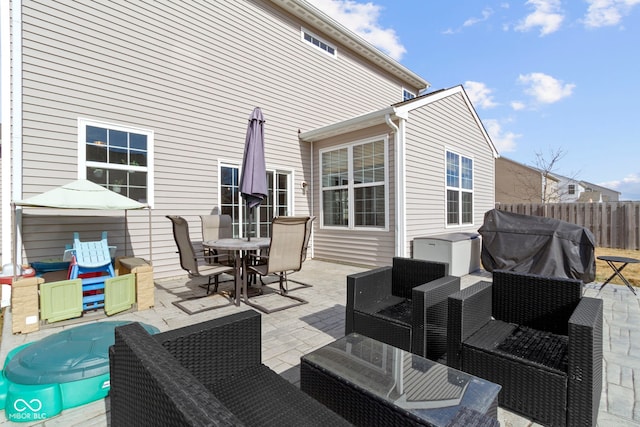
[0,258,637,426]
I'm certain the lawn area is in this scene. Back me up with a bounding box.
[595,247,640,286]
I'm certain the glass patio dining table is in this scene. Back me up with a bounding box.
[204,238,270,306]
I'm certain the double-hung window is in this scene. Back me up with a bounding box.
[446,150,473,226]
[79,119,153,205]
[321,138,387,229]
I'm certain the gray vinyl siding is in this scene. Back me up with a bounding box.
[404,92,495,256]
[17,0,417,277]
[311,124,395,267]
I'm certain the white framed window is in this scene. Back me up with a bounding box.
[403,88,416,101]
[220,164,242,237]
[78,118,154,206]
[446,150,473,226]
[568,184,576,195]
[260,170,293,236]
[219,163,292,238]
[320,137,388,230]
[301,27,337,57]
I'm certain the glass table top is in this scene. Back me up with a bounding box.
[302,333,501,426]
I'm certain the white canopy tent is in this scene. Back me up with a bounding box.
[11,179,152,278]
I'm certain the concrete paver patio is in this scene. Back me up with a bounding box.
[0,259,638,426]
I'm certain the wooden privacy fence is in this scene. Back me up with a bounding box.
[496,202,640,250]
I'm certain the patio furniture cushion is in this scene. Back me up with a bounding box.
[495,325,568,372]
[376,299,413,325]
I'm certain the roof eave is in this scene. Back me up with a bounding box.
[270,0,429,90]
[299,107,396,142]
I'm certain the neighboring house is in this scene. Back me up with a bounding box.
[1,0,497,278]
[495,157,559,204]
[556,176,620,202]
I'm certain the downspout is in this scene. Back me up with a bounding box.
[3,0,23,266]
[1,0,12,264]
[385,112,407,257]
[310,140,314,259]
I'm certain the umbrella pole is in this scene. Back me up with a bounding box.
[247,201,252,241]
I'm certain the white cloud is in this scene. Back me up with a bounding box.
[517,72,575,104]
[484,119,520,153]
[515,0,564,36]
[600,173,640,200]
[511,100,526,110]
[583,0,640,28]
[306,0,406,60]
[464,8,494,27]
[464,81,498,109]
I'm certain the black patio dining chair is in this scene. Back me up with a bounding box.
[166,215,234,295]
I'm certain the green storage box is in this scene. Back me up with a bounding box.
[39,279,83,323]
[104,274,135,316]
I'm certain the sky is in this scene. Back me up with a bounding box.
[1,1,639,199]
[307,0,640,200]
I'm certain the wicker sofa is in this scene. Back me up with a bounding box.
[345,257,459,360]
[447,270,603,426]
[109,309,350,426]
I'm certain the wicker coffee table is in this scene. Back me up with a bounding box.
[301,333,501,426]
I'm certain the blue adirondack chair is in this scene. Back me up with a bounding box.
[68,232,115,310]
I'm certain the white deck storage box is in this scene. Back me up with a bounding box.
[413,233,481,277]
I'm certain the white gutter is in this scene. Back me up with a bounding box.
[385,112,408,257]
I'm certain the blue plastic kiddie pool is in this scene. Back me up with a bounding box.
[0,321,159,422]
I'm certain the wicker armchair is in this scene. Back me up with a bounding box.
[109,310,350,426]
[447,270,603,426]
[345,257,459,360]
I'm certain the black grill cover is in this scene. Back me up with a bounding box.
[478,209,595,282]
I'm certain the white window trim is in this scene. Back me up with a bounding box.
[402,88,416,101]
[301,27,337,58]
[218,160,243,236]
[272,168,295,216]
[77,118,155,207]
[444,148,474,228]
[319,135,389,231]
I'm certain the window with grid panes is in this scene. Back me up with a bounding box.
[446,151,473,226]
[321,138,387,229]
[80,119,152,204]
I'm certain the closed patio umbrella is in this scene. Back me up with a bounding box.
[240,107,268,240]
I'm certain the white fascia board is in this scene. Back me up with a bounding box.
[395,85,499,158]
[299,107,395,142]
